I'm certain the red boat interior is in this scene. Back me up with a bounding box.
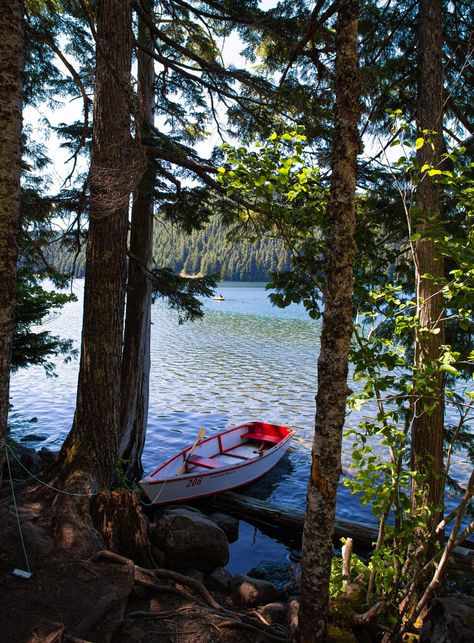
[184,422,290,473]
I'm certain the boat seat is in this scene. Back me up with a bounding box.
[187,454,224,469]
[241,432,281,444]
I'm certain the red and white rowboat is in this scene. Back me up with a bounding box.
[139,421,293,505]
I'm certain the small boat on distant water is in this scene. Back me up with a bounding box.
[139,422,293,505]
[213,294,225,301]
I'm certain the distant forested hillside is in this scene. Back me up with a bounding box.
[50,216,292,282]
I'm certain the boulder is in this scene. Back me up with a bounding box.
[208,512,239,543]
[4,444,43,479]
[149,546,167,568]
[205,567,232,592]
[230,573,282,608]
[247,560,298,595]
[259,602,288,625]
[153,508,229,572]
[3,444,56,480]
[420,596,474,643]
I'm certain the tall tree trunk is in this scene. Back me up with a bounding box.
[296,2,360,641]
[56,0,133,491]
[0,0,24,485]
[411,0,445,529]
[119,2,155,481]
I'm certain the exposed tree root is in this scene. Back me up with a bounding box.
[91,549,291,641]
[2,483,291,642]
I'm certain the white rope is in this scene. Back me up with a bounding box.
[1,440,97,497]
[139,476,168,506]
[5,445,31,575]
[1,439,162,506]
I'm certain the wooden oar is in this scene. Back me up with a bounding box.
[176,428,206,475]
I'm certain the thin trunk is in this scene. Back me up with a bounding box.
[56,0,132,490]
[119,2,155,481]
[296,2,360,641]
[0,0,24,485]
[411,0,445,530]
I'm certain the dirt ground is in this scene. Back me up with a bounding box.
[0,487,288,643]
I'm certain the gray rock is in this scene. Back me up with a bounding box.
[150,546,167,568]
[420,596,474,643]
[208,512,239,543]
[247,560,298,595]
[205,567,232,592]
[153,508,229,572]
[3,444,56,480]
[38,448,57,467]
[164,505,202,515]
[231,573,282,608]
[259,602,288,625]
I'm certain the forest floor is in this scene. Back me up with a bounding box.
[2,471,473,642]
[0,485,289,643]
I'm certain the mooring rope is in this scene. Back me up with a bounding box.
[0,439,166,506]
[0,440,97,497]
[5,445,31,576]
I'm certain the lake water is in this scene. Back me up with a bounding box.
[9,280,472,571]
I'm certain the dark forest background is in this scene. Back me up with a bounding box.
[49,216,292,281]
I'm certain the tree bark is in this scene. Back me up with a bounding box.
[411,0,445,530]
[55,0,133,491]
[119,1,155,481]
[0,0,24,485]
[296,2,360,641]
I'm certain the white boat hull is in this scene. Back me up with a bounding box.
[140,422,293,505]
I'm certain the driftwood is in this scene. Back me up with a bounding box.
[210,492,474,573]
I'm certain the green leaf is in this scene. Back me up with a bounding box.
[439,364,461,376]
[415,137,425,149]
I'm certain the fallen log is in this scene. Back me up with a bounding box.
[210,492,378,548]
[209,492,474,573]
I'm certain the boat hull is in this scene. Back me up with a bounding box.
[140,423,292,505]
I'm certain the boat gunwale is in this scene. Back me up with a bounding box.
[143,422,293,485]
[141,463,290,504]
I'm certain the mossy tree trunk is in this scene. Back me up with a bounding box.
[0,0,24,485]
[55,0,133,492]
[411,0,445,533]
[119,0,155,481]
[296,1,360,640]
